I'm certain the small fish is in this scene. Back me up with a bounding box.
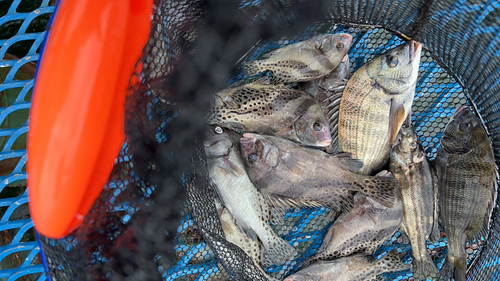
[301,191,402,268]
[389,118,439,281]
[239,133,398,213]
[217,207,278,281]
[283,249,411,281]
[206,82,331,147]
[338,41,422,175]
[434,106,498,281]
[204,125,297,267]
[300,55,351,153]
[243,33,352,83]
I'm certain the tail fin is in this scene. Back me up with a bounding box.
[261,235,297,267]
[243,61,264,77]
[412,257,439,281]
[374,249,411,274]
[440,255,466,281]
[357,175,398,208]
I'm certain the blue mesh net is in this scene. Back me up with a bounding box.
[0,0,53,280]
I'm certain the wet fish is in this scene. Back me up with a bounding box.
[218,207,278,281]
[337,41,422,175]
[206,82,331,147]
[300,56,350,152]
[204,125,297,267]
[243,33,352,83]
[389,119,439,281]
[301,191,402,268]
[239,133,398,213]
[434,106,498,281]
[283,249,410,281]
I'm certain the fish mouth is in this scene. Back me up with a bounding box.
[340,33,353,49]
[408,40,422,62]
[240,133,256,150]
[341,53,349,62]
[454,105,470,115]
[316,138,332,147]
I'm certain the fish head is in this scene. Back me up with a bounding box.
[440,105,487,154]
[366,40,422,94]
[294,102,332,147]
[391,118,425,165]
[239,133,280,181]
[203,125,241,158]
[320,33,352,62]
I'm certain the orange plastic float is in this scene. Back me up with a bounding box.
[27,0,153,238]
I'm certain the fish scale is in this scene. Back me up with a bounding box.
[338,41,421,176]
[389,123,439,281]
[206,82,332,147]
[435,106,497,281]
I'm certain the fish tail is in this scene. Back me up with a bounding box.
[412,257,439,281]
[375,249,411,274]
[261,235,297,267]
[439,254,466,281]
[357,175,398,208]
[243,60,265,77]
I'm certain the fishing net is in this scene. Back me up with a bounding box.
[25,0,500,280]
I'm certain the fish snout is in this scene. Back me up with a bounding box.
[408,40,422,62]
[339,33,353,47]
[240,133,258,151]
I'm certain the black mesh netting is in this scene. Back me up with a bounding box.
[37,0,500,280]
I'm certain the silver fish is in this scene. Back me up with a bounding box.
[206,81,332,147]
[389,119,439,280]
[301,191,402,268]
[243,33,352,83]
[204,125,297,267]
[338,41,422,175]
[239,133,398,213]
[435,106,498,281]
[283,249,410,281]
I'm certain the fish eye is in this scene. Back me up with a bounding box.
[247,153,258,163]
[410,141,417,149]
[336,43,344,50]
[313,122,323,131]
[388,56,398,68]
[214,126,223,134]
[459,122,469,130]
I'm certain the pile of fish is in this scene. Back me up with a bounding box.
[203,32,498,281]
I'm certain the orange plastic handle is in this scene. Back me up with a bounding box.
[28,0,152,238]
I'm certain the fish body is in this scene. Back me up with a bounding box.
[239,133,398,213]
[243,33,352,83]
[300,54,351,108]
[204,126,297,267]
[435,106,498,281]
[283,249,410,281]
[207,82,331,147]
[302,192,402,268]
[338,41,422,175]
[389,121,439,280]
[217,208,278,281]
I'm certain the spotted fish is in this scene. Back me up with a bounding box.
[243,33,352,83]
[435,106,498,281]
[204,125,297,267]
[206,82,331,147]
[239,133,398,213]
[283,249,411,281]
[301,191,402,269]
[389,118,439,281]
[338,41,422,175]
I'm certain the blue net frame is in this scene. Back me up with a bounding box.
[0,0,54,280]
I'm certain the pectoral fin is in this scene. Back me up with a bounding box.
[389,99,407,147]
